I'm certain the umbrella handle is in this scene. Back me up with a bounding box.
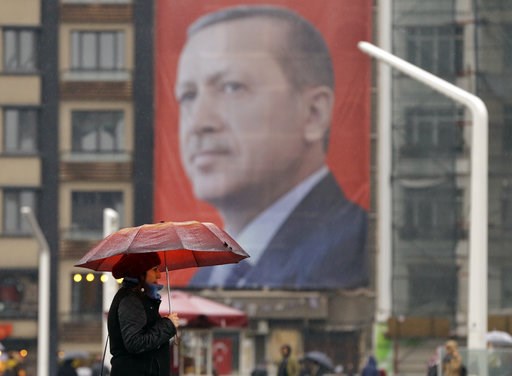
[165,264,171,313]
[174,329,181,346]
[165,258,180,347]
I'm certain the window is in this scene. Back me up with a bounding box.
[71,272,103,321]
[3,28,38,72]
[483,0,510,10]
[70,191,123,238]
[2,189,37,235]
[0,270,38,319]
[401,186,457,239]
[503,106,512,153]
[71,31,125,71]
[407,264,456,314]
[502,266,512,308]
[3,108,38,154]
[402,107,463,157]
[405,25,463,76]
[72,111,124,154]
[501,183,512,230]
[504,24,512,67]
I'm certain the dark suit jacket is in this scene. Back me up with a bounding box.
[190,172,368,289]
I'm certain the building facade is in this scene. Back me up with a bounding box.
[0,0,152,374]
[0,0,58,374]
[388,0,512,373]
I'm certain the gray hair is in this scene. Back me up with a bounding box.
[187,5,335,90]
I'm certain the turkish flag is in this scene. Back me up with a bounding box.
[0,323,13,340]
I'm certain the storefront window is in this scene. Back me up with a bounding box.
[180,331,212,375]
[0,270,38,319]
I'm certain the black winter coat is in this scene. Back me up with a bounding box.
[107,286,177,376]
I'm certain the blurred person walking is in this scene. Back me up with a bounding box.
[360,355,379,376]
[278,345,300,376]
[442,340,466,376]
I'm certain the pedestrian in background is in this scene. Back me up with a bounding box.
[57,358,78,376]
[361,355,379,376]
[442,340,466,376]
[278,344,300,376]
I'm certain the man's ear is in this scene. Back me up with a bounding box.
[302,86,334,143]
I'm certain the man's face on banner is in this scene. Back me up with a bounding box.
[175,18,308,204]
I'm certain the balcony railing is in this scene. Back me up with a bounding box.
[59,154,133,181]
[60,71,133,100]
[61,0,131,3]
[60,231,102,260]
[61,69,132,82]
[59,314,102,343]
[399,144,464,158]
[399,225,459,240]
[60,150,132,163]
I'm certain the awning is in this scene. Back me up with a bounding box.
[160,290,248,328]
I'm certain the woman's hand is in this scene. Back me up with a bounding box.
[167,312,180,328]
[167,312,181,346]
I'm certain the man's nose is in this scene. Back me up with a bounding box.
[188,90,223,133]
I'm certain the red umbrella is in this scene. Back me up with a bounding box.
[74,221,249,272]
[75,221,248,345]
[159,291,248,328]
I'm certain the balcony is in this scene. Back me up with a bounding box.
[59,315,102,343]
[387,316,450,339]
[60,71,133,100]
[60,233,101,260]
[59,152,132,182]
[60,1,132,23]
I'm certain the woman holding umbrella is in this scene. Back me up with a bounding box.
[107,253,180,376]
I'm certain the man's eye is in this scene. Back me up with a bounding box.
[221,82,245,94]
[177,91,196,103]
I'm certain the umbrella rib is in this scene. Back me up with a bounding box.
[191,246,201,267]
[125,224,146,253]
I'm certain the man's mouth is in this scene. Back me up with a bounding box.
[186,136,231,169]
[190,148,230,169]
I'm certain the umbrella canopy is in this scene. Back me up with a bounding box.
[486,330,512,346]
[303,351,334,371]
[75,221,249,272]
[159,290,248,328]
[62,350,89,361]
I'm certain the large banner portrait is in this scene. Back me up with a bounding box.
[154,0,371,289]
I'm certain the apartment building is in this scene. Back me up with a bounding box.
[0,0,153,374]
[387,0,512,373]
[0,0,54,374]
